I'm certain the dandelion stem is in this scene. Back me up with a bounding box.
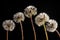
[6,31,8,40]
[30,17,36,40]
[43,23,48,40]
[55,30,60,37]
[20,21,24,40]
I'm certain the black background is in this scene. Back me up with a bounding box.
[0,0,60,40]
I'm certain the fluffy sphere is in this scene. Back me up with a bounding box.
[46,19,58,32]
[24,5,37,18]
[2,20,15,31]
[35,12,50,27]
[13,12,25,23]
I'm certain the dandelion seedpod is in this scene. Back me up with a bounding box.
[24,5,37,40]
[13,12,25,23]
[35,12,50,40]
[2,20,15,40]
[24,5,37,18]
[2,20,15,31]
[46,19,58,32]
[46,19,60,37]
[35,12,50,26]
[13,12,25,40]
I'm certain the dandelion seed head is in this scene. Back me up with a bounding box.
[2,20,15,31]
[39,12,50,21]
[13,12,25,23]
[35,12,50,27]
[46,19,58,32]
[35,15,44,26]
[24,5,37,18]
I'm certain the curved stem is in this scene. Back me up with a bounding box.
[55,30,60,37]
[30,17,36,40]
[20,21,24,40]
[6,31,8,40]
[43,23,48,40]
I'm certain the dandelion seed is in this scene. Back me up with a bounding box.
[35,12,49,26]
[13,12,25,23]
[2,20,15,31]
[24,5,37,18]
[2,20,15,40]
[46,19,60,37]
[46,19,58,32]
[35,12,49,40]
[13,12,25,40]
[24,5,37,40]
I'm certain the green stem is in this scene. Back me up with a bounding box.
[43,23,48,40]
